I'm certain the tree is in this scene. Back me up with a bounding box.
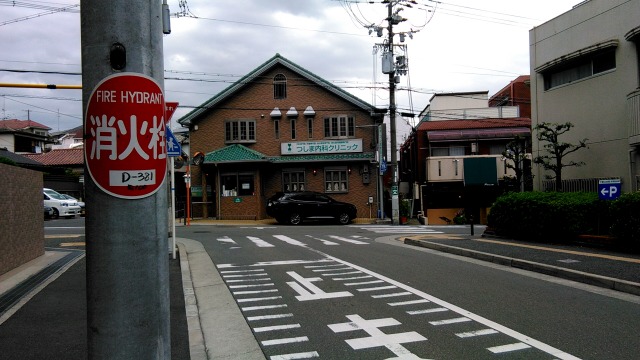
[502,136,528,192]
[533,122,588,191]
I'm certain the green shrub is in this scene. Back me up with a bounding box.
[609,192,640,250]
[487,192,606,242]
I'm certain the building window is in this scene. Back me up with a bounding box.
[291,119,296,140]
[283,169,305,192]
[274,120,280,139]
[324,115,355,138]
[225,120,256,143]
[544,49,616,90]
[307,118,313,139]
[274,74,287,99]
[325,167,348,193]
[221,173,255,197]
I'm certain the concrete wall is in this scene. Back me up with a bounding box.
[530,0,640,191]
[0,163,44,276]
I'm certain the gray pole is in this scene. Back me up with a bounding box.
[81,1,170,359]
[388,1,400,225]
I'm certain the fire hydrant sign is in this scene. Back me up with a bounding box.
[84,73,167,199]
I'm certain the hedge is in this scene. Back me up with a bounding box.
[487,192,611,242]
[609,192,640,250]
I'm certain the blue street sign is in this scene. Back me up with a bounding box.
[166,128,182,157]
[380,158,387,175]
[598,179,621,200]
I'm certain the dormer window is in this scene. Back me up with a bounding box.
[274,74,287,99]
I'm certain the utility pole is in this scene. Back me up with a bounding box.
[387,1,399,225]
[81,1,170,359]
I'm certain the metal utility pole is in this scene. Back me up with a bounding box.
[81,1,170,359]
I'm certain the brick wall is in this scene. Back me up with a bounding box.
[189,65,380,220]
[0,163,44,276]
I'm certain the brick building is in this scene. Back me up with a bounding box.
[178,54,384,220]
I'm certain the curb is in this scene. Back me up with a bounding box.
[403,238,640,297]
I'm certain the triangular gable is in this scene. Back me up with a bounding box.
[179,54,376,126]
[204,144,269,164]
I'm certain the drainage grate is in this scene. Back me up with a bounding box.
[0,249,84,318]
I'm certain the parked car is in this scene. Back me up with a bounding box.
[44,204,54,219]
[43,188,82,219]
[61,194,85,210]
[266,191,357,225]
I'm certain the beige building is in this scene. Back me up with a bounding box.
[530,0,640,192]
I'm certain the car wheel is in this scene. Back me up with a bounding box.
[52,208,60,219]
[338,213,351,225]
[289,213,302,225]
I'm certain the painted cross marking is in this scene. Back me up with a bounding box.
[328,314,429,359]
[286,271,352,301]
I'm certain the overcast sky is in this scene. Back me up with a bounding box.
[0,0,579,140]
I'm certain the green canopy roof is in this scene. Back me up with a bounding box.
[204,144,269,164]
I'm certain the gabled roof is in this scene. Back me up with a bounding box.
[0,148,43,166]
[417,118,531,131]
[178,54,377,126]
[52,125,83,138]
[0,119,51,131]
[204,144,269,164]
[23,148,84,166]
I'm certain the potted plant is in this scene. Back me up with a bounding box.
[399,199,410,224]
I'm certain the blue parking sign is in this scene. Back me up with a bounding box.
[598,179,621,200]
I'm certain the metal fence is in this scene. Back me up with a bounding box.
[542,177,622,192]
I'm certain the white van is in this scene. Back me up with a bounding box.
[43,188,82,219]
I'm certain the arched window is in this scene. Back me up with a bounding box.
[273,74,287,99]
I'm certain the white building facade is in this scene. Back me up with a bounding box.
[530,0,640,192]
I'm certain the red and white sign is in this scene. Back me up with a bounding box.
[165,101,179,125]
[84,73,167,199]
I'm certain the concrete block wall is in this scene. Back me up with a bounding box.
[0,163,44,276]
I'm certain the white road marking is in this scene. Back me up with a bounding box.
[225,278,272,283]
[352,225,444,234]
[429,317,472,325]
[217,236,236,244]
[320,271,362,276]
[456,329,500,338]
[327,235,369,244]
[488,342,532,354]
[387,299,430,306]
[270,351,319,360]
[324,254,581,360]
[371,292,413,299]
[236,296,283,303]
[328,314,426,352]
[332,275,374,281]
[262,336,309,346]
[304,263,343,269]
[253,324,301,333]
[286,271,352,301]
[273,235,307,247]
[344,280,385,286]
[228,283,275,289]
[220,269,266,274]
[247,236,275,247]
[247,313,294,321]
[222,273,268,278]
[305,235,339,245]
[233,289,279,295]
[407,308,449,315]
[356,285,398,292]
[311,267,352,272]
[218,259,333,268]
[242,304,288,311]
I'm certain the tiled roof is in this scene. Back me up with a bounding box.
[0,119,51,131]
[270,153,375,163]
[417,118,531,131]
[0,148,43,166]
[204,144,269,164]
[23,148,84,166]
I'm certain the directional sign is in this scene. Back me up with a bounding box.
[84,72,166,199]
[165,128,182,157]
[598,179,621,200]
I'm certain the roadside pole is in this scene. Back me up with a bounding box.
[81,2,170,359]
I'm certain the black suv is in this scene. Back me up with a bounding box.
[266,191,357,225]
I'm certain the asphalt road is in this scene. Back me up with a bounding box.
[179,223,640,360]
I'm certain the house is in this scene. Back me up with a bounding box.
[0,119,54,154]
[400,88,531,224]
[51,125,84,150]
[23,148,85,198]
[530,0,640,192]
[488,75,531,119]
[177,54,384,220]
